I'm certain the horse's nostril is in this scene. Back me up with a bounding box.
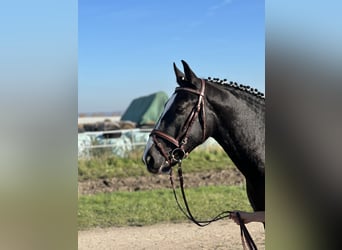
[146,155,153,166]
[142,154,152,166]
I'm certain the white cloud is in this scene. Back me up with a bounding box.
[207,0,233,16]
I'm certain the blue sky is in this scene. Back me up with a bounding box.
[79,0,264,113]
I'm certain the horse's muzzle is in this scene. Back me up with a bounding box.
[143,150,172,174]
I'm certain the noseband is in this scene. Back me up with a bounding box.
[150,79,207,166]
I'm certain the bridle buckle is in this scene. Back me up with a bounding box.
[170,148,186,163]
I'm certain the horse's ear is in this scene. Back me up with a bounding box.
[181,60,201,89]
[173,62,186,85]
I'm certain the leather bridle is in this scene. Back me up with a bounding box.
[149,78,258,249]
[150,78,207,168]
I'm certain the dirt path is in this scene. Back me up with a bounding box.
[78,220,265,250]
[78,169,245,195]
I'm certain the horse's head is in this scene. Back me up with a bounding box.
[143,60,209,174]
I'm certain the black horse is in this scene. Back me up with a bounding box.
[143,60,265,213]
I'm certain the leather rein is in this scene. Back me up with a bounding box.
[150,79,257,250]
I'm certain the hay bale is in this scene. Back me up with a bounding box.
[104,120,121,131]
[95,121,105,131]
[120,121,136,129]
[78,124,85,133]
[83,123,95,131]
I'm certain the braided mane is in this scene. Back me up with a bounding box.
[206,77,265,100]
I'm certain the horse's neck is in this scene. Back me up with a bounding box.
[208,87,265,177]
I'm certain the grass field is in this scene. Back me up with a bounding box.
[78,148,250,230]
[78,185,251,230]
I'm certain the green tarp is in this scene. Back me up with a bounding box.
[121,91,169,126]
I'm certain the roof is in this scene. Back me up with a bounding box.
[120,91,169,126]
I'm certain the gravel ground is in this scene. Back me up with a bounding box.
[78,220,265,250]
